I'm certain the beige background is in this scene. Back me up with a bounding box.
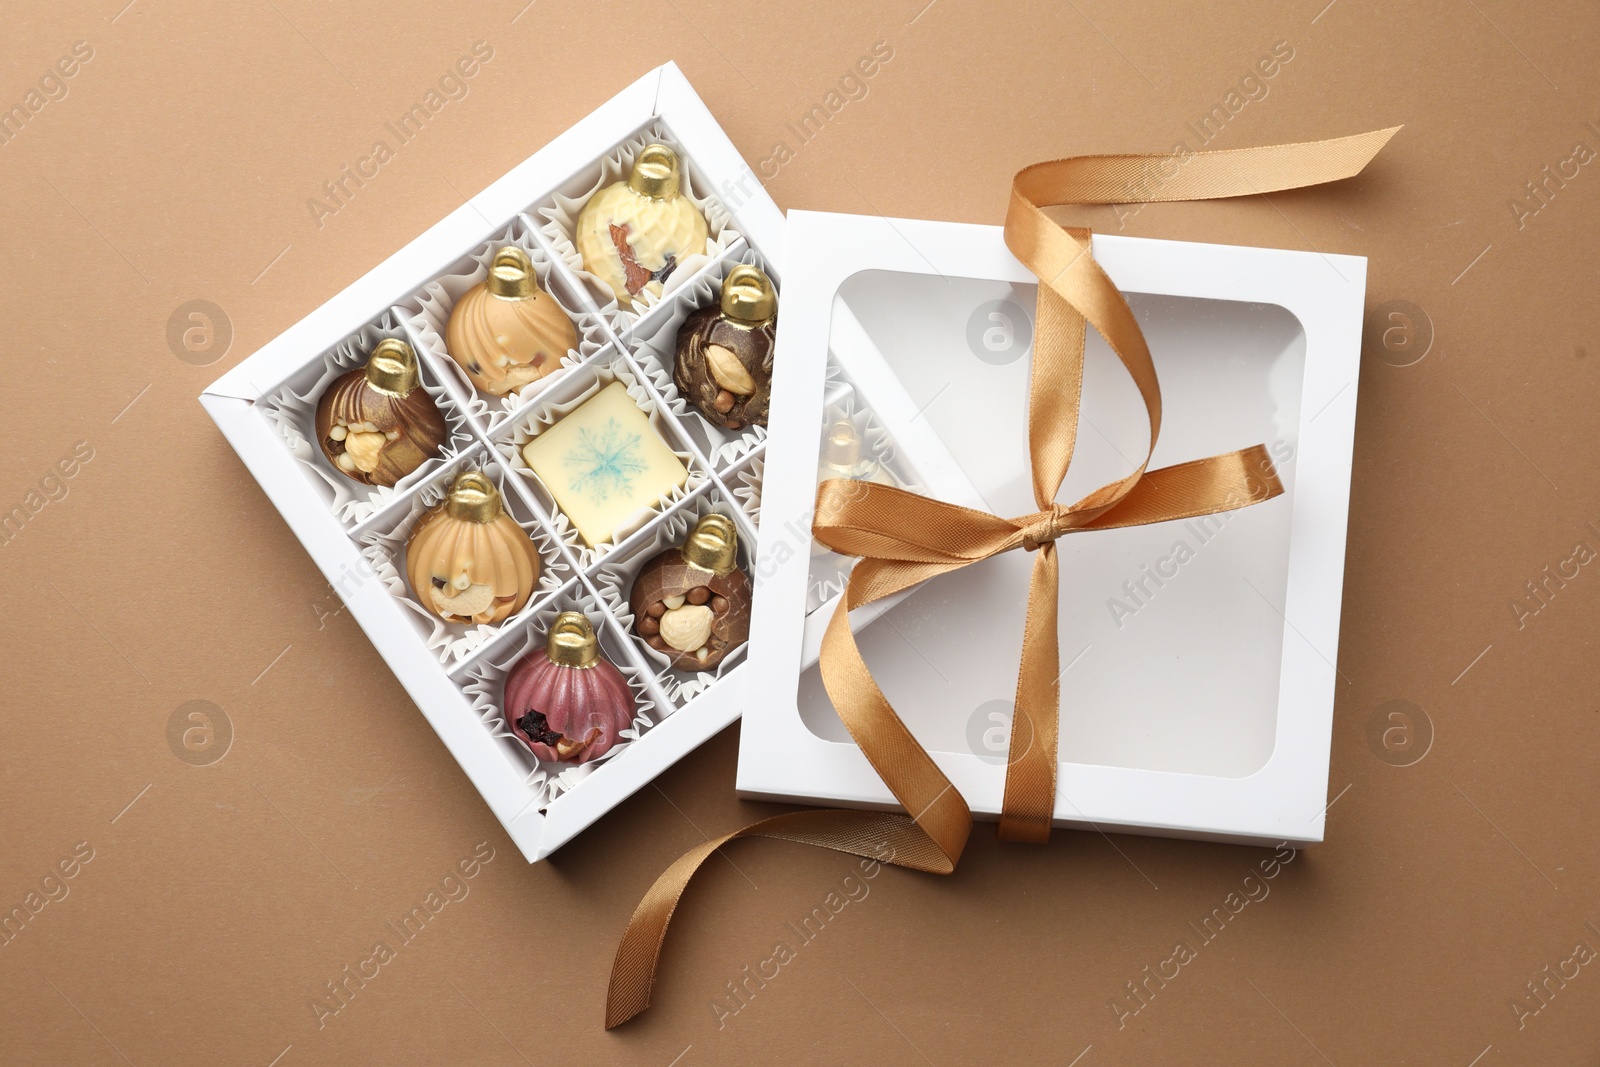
[3,0,1598,1063]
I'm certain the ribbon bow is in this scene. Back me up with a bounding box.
[605,125,1400,1028]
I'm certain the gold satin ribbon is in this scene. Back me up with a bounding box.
[606,126,1400,1028]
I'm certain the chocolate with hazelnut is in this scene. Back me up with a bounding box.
[628,513,751,671]
[672,264,776,432]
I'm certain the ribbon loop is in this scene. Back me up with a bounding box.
[604,126,1399,1028]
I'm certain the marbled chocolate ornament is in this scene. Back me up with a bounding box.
[314,338,446,486]
[444,246,578,396]
[503,612,635,765]
[575,144,709,307]
[629,514,751,671]
[406,471,540,625]
[673,264,776,431]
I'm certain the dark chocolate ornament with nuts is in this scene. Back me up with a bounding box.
[672,264,776,431]
[629,514,752,670]
[315,338,447,487]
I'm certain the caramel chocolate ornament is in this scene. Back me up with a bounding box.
[503,612,635,765]
[575,143,709,307]
[673,264,776,431]
[315,338,447,487]
[629,514,751,671]
[406,471,540,625]
[444,246,578,396]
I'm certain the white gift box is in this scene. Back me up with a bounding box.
[200,64,782,861]
[735,210,1365,847]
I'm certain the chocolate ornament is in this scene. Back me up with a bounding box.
[444,246,578,396]
[503,612,635,765]
[817,416,893,484]
[406,471,540,625]
[672,265,777,431]
[575,144,709,307]
[629,514,751,671]
[812,417,894,557]
[315,338,446,487]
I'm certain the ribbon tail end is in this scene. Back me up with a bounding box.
[604,984,651,1030]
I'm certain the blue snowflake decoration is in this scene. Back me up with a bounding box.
[564,417,647,502]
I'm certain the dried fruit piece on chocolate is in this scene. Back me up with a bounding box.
[575,144,709,307]
[504,613,636,764]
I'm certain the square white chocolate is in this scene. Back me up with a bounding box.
[522,381,688,545]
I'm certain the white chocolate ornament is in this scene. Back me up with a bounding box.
[575,144,709,307]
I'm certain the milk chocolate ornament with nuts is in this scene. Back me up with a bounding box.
[629,514,751,670]
[315,338,446,486]
[406,471,540,625]
[503,612,635,765]
[673,264,776,431]
[575,143,709,307]
[444,245,578,396]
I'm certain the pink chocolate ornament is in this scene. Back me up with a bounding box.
[503,612,635,764]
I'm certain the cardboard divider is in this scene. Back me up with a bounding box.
[723,450,764,528]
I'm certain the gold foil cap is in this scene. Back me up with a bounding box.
[365,338,421,397]
[719,264,777,325]
[628,143,683,200]
[823,418,861,469]
[487,245,536,300]
[445,471,503,523]
[680,513,739,576]
[546,611,599,668]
